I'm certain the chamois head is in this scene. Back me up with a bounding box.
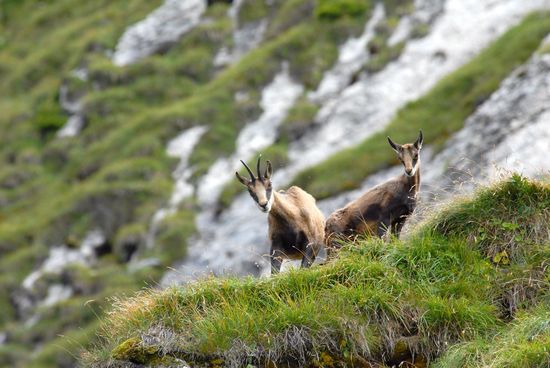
[387,130,423,177]
[236,156,273,213]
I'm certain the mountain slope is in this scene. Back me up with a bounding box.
[1,1,549,367]
[84,175,550,367]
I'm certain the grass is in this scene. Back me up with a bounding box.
[434,306,550,368]
[0,1,375,366]
[293,11,550,199]
[83,176,549,367]
[1,2,549,367]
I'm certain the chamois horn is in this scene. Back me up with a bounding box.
[256,155,262,179]
[240,160,255,181]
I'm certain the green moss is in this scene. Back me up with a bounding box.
[267,0,316,38]
[238,0,270,24]
[364,41,405,73]
[316,0,371,20]
[294,11,550,199]
[34,99,66,136]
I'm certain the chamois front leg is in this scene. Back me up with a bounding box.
[300,242,317,268]
[270,247,284,274]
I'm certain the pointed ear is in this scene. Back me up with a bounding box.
[264,160,273,180]
[387,136,401,153]
[414,130,423,150]
[236,171,249,186]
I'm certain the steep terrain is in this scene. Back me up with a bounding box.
[0,1,549,367]
[84,175,550,367]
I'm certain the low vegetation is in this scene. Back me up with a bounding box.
[84,176,549,367]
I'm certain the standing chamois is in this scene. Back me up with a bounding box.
[236,157,325,274]
[325,131,423,253]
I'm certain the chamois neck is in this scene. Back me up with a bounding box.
[268,191,291,220]
[401,162,420,197]
[408,162,421,196]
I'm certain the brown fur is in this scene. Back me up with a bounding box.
[237,158,325,274]
[325,132,423,256]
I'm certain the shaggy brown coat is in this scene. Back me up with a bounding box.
[325,131,423,254]
[236,158,325,273]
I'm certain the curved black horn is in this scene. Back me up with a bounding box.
[256,155,262,178]
[240,160,255,180]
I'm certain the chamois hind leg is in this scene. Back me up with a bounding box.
[391,217,407,238]
[377,218,390,238]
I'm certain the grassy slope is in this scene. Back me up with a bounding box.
[84,175,549,367]
[293,12,550,199]
[0,2,548,367]
[0,1,383,367]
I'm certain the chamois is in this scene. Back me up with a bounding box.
[325,131,423,253]
[236,157,325,274]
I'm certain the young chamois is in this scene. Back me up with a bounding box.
[236,157,325,274]
[325,131,423,253]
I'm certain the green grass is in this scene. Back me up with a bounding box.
[1,2,549,367]
[0,1,378,366]
[293,11,550,199]
[83,176,549,367]
[434,306,550,368]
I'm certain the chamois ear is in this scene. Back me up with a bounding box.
[387,136,400,153]
[236,171,249,186]
[414,130,423,150]
[264,160,273,180]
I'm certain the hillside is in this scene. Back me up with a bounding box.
[84,175,550,367]
[0,0,550,367]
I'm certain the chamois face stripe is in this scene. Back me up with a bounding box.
[235,157,325,274]
[326,131,424,246]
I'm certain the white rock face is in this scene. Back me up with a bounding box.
[57,80,86,138]
[145,125,207,249]
[163,0,550,284]
[56,114,85,138]
[214,0,267,66]
[197,64,303,207]
[309,3,385,104]
[41,284,73,307]
[22,230,106,290]
[167,126,209,206]
[112,0,207,66]
[422,52,550,195]
[280,0,550,181]
[388,0,444,46]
